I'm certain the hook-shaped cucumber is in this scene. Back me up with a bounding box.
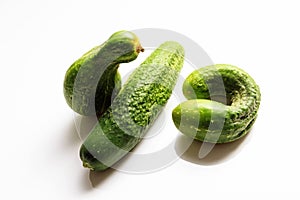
[63,30,143,116]
[172,64,261,143]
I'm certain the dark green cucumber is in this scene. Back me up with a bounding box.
[172,64,261,143]
[80,41,185,171]
[63,30,143,116]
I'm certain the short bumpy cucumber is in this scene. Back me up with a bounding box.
[172,64,261,143]
[80,41,185,171]
[63,31,143,116]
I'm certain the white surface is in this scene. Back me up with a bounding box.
[1,0,300,199]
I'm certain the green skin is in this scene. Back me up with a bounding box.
[172,64,261,143]
[63,31,143,116]
[80,41,185,171]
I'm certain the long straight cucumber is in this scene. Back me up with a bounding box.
[80,41,185,171]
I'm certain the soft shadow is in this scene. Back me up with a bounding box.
[88,168,115,188]
[175,131,252,165]
[64,118,81,147]
[73,114,98,141]
[79,170,94,191]
[64,114,98,148]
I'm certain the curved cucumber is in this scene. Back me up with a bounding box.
[172,64,261,143]
[63,30,143,116]
[80,41,185,171]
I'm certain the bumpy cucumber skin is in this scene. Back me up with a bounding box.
[173,64,261,143]
[63,31,143,116]
[80,41,185,171]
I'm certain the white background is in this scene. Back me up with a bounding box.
[1,0,300,199]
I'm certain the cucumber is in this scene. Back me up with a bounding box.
[80,41,185,171]
[172,64,261,143]
[63,30,143,116]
